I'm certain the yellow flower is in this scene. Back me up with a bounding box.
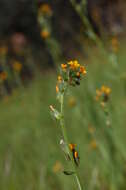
[59,60,86,86]
[95,89,102,101]
[74,60,80,68]
[96,89,102,96]
[95,85,111,103]
[39,4,52,16]
[80,66,87,75]
[41,30,50,39]
[112,37,118,45]
[56,85,59,93]
[76,72,80,77]
[57,75,62,82]
[68,62,74,70]
[105,87,111,95]
[111,37,118,53]
[0,71,8,81]
[101,85,111,95]
[61,63,67,70]
[68,60,80,70]
[13,61,22,72]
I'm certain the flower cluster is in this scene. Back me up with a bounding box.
[96,85,111,106]
[56,60,86,97]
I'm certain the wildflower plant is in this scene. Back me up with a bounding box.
[95,85,112,129]
[95,85,116,173]
[50,60,86,190]
[38,3,63,67]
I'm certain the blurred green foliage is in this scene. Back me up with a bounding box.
[0,42,126,189]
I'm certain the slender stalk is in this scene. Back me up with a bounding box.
[60,94,83,190]
[69,0,117,66]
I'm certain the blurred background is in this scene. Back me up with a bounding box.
[0,0,126,189]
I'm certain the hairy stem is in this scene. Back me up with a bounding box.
[60,94,83,190]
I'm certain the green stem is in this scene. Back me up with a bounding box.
[60,94,83,190]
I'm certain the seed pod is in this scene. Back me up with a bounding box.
[63,171,75,175]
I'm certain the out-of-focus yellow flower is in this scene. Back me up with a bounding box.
[61,63,67,70]
[95,85,111,103]
[95,89,102,101]
[68,96,76,107]
[88,125,95,134]
[101,85,111,95]
[96,89,102,96]
[39,4,52,16]
[41,30,50,39]
[0,71,8,81]
[111,37,119,53]
[56,85,59,93]
[52,161,63,173]
[0,46,8,56]
[89,140,97,150]
[80,66,87,75]
[57,75,62,82]
[76,72,80,77]
[12,61,22,72]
